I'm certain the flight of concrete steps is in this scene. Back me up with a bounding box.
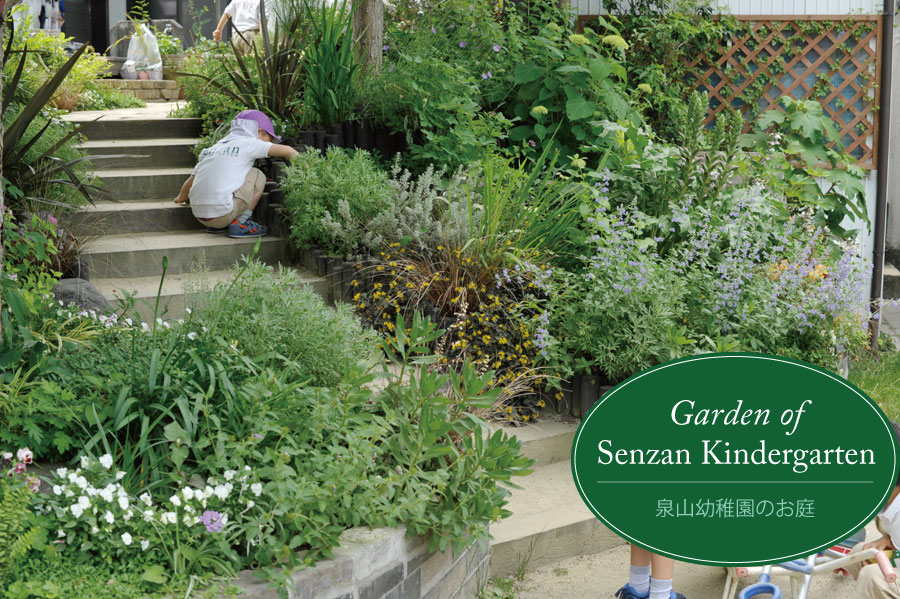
[488,420,624,577]
[63,104,326,319]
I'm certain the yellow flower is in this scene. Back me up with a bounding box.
[568,33,589,46]
[637,83,652,94]
[537,399,546,408]
[531,105,549,115]
[602,35,629,50]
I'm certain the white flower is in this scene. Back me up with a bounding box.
[70,504,84,518]
[247,500,255,508]
[213,484,232,501]
[80,456,91,469]
[99,487,114,503]
[118,496,129,510]
[116,471,126,480]
[91,526,99,534]
[142,510,155,522]
[203,486,215,499]
[170,494,182,507]
[250,483,263,497]
[123,509,133,521]
[98,454,113,469]
[140,493,152,507]
[182,487,194,501]
[104,510,115,524]
[244,465,251,471]
[52,485,63,496]
[185,308,192,314]
[220,513,228,525]
[67,472,78,483]
[65,489,74,498]
[187,331,197,341]
[74,476,88,490]
[184,504,194,513]
[141,322,150,332]
[161,511,177,525]
[141,539,150,551]
[2,452,12,461]
[77,496,91,510]
[57,529,66,538]
[223,470,236,481]
[17,448,33,464]
[55,467,68,478]
[183,514,195,526]
[121,532,133,546]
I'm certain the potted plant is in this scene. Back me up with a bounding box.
[158,26,185,80]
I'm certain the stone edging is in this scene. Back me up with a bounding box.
[233,526,487,599]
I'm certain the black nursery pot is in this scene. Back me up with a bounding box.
[300,130,316,147]
[342,120,355,149]
[578,374,601,417]
[355,118,374,151]
[314,128,327,152]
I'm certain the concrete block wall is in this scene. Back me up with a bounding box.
[234,527,489,599]
[94,79,183,102]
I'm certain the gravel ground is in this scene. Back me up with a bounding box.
[492,522,881,599]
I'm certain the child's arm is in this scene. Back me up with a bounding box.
[213,11,230,42]
[174,175,194,204]
[268,144,300,162]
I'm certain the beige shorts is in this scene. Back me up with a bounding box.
[197,167,265,229]
[233,28,259,57]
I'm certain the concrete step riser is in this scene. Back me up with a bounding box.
[99,173,187,200]
[117,278,331,321]
[885,274,900,300]
[84,145,196,169]
[71,119,203,140]
[83,239,285,279]
[66,207,201,235]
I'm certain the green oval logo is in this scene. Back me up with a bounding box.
[571,353,899,566]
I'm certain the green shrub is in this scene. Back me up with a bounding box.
[282,147,393,256]
[75,87,146,111]
[189,260,377,386]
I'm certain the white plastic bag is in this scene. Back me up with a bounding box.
[123,23,162,76]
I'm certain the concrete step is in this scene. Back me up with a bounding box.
[80,138,198,169]
[885,263,900,300]
[96,167,193,200]
[489,420,576,469]
[69,117,202,140]
[93,267,328,321]
[66,200,201,234]
[488,460,624,578]
[81,231,286,279]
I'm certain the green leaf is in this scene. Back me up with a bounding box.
[788,110,824,141]
[534,123,547,140]
[514,62,543,84]
[565,93,595,121]
[556,65,590,75]
[509,125,534,142]
[757,109,785,130]
[141,565,168,584]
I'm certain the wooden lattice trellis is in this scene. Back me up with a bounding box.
[685,15,881,169]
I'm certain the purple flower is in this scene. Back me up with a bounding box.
[253,433,263,439]
[493,43,501,52]
[431,26,436,34]
[528,140,536,147]
[481,71,492,79]
[382,45,390,51]
[198,510,225,533]
[459,41,467,48]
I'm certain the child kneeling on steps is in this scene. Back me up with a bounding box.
[174,110,298,238]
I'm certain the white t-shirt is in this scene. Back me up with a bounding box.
[879,493,900,546]
[224,0,262,32]
[189,120,272,219]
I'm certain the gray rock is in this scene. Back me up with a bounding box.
[52,279,113,313]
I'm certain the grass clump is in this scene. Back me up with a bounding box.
[189,260,378,386]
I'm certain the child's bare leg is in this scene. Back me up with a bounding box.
[650,553,675,580]
[631,544,652,567]
[247,188,263,211]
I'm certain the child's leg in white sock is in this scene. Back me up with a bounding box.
[649,577,673,599]
[629,564,651,595]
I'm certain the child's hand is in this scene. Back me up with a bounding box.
[864,534,896,553]
[213,29,222,42]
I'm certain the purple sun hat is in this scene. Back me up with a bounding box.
[234,109,282,143]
